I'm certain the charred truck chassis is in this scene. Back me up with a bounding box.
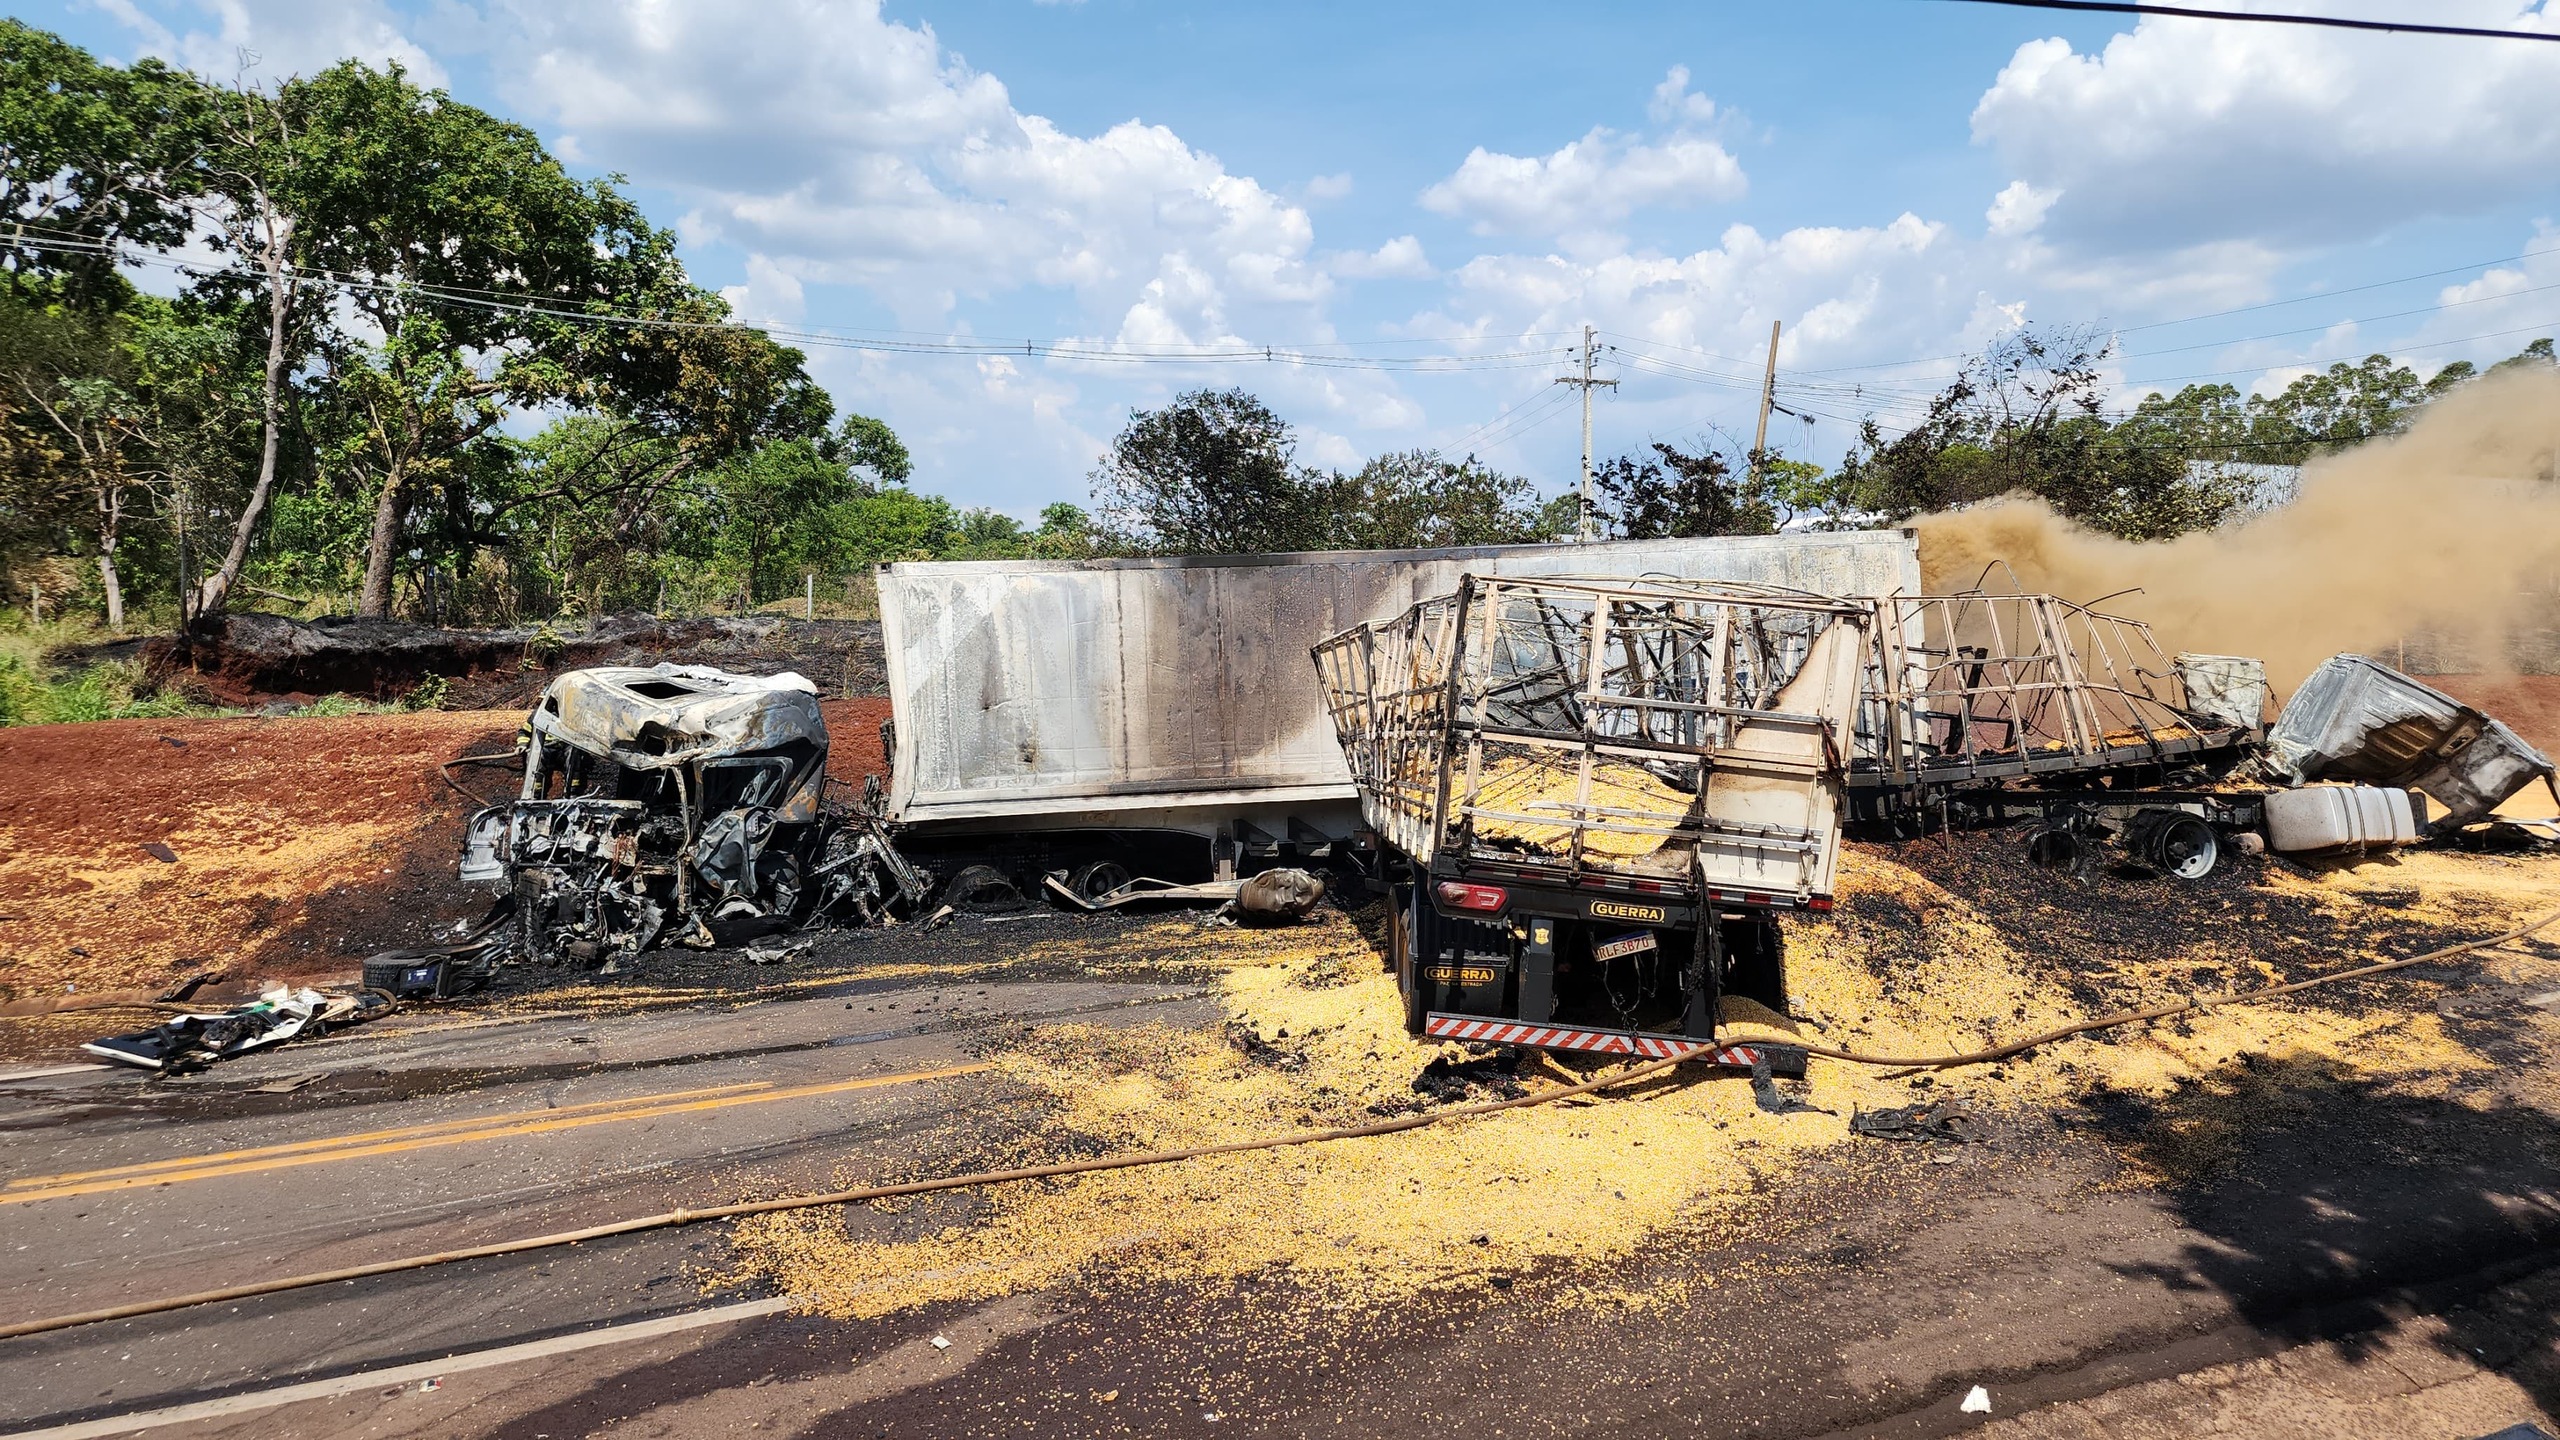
[462,666,927,968]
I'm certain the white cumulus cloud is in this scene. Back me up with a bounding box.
[1971,4,2560,248]
[1328,236,1435,280]
[1419,68,1746,239]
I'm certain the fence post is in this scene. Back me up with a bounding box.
[804,572,814,621]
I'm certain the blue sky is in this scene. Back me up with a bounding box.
[26,0,2560,515]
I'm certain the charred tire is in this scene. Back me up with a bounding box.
[2132,810,2220,881]
[1067,860,1133,903]
[2025,826,2081,870]
[1720,916,1788,1013]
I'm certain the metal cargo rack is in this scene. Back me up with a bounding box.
[1312,574,1877,906]
[1850,591,2255,807]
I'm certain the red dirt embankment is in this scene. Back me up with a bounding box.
[0,698,890,1000]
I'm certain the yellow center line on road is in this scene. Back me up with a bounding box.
[10,1080,782,1188]
[0,1063,993,1207]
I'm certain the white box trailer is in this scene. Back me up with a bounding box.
[876,533,1922,855]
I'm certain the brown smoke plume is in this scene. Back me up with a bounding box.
[1912,366,2560,689]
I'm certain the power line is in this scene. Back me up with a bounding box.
[1931,0,2560,42]
[2115,244,2560,334]
[4,233,1576,372]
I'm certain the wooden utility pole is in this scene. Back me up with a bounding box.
[1555,325,1619,541]
[1750,320,1782,489]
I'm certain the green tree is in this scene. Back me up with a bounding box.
[0,294,145,626]
[1834,328,2245,540]
[2240,354,2426,463]
[1319,449,1540,549]
[1593,441,1776,539]
[253,61,673,616]
[0,21,204,307]
[1090,388,1326,554]
[1026,502,1104,559]
[2488,337,2555,376]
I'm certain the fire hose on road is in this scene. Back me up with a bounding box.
[4,906,2555,1342]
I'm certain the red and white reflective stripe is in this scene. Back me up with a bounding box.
[1423,1014,1767,1066]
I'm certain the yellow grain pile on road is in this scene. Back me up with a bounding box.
[727,843,2559,1320]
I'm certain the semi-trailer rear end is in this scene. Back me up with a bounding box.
[1312,574,1878,1068]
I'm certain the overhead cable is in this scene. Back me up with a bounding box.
[1932,0,2560,42]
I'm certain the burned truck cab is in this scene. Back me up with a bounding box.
[461,665,832,964]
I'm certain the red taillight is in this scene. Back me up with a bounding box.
[1436,881,1508,912]
[1804,896,1834,913]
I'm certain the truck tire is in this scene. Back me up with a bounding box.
[2129,809,2219,880]
[1720,916,1788,1014]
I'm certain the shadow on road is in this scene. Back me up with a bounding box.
[2072,1050,2560,1407]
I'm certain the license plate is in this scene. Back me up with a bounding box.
[1592,931,1658,963]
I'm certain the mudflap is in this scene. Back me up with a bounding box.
[1719,915,1788,1013]
[1406,890,1512,1019]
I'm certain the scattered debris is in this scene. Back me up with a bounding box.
[249,1071,327,1094]
[139,842,177,864]
[1225,1022,1310,1071]
[1411,1048,1527,1103]
[1850,1098,1991,1144]
[745,936,817,965]
[1042,873,1242,912]
[1959,1384,1991,1414]
[362,911,510,1000]
[1749,1052,1832,1116]
[929,1335,951,1350]
[1230,867,1326,925]
[81,986,393,1074]
[2266,654,2559,826]
[155,734,187,749]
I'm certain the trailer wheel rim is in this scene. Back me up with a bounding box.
[2153,816,2219,880]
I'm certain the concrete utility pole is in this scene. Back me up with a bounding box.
[1750,319,1782,490]
[1556,324,1619,542]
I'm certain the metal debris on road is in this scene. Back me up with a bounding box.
[1849,1098,1992,1144]
[745,937,817,965]
[80,986,393,1074]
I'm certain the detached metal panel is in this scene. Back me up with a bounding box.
[880,532,1921,827]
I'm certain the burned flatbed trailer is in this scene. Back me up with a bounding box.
[1847,591,2266,875]
[1313,575,1880,1069]
[1314,581,2275,1063]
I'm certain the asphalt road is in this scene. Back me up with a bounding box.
[5,946,2560,1439]
[0,968,1218,1436]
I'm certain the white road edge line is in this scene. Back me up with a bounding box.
[0,1065,110,1083]
[0,1297,795,1440]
